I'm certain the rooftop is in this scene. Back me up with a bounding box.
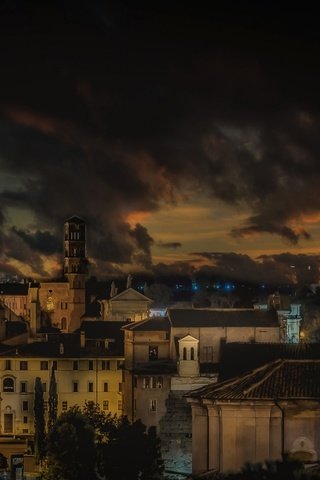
[187,359,320,401]
[168,308,279,328]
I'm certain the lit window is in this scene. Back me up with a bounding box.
[3,377,14,392]
[149,346,158,361]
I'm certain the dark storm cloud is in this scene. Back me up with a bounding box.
[12,227,60,255]
[157,241,182,249]
[1,2,320,274]
[191,252,320,285]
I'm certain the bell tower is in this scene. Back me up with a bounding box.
[64,216,88,331]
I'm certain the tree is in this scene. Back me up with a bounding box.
[44,407,97,480]
[48,367,58,431]
[34,377,46,462]
[82,402,164,480]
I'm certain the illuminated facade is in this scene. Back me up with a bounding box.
[0,327,124,437]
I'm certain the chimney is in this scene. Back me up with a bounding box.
[59,343,64,355]
[80,330,85,348]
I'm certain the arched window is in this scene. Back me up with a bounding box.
[3,377,14,392]
[191,347,195,360]
[61,318,67,330]
[183,347,187,360]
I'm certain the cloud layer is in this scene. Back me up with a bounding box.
[1,2,320,280]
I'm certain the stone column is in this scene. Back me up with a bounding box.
[255,405,271,463]
[269,406,282,460]
[220,406,237,472]
[191,402,208,475]
[207,404,220,472]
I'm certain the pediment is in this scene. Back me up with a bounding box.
[110,287,152,303]
[178,334,199,343]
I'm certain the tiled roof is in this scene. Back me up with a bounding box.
[0,283,28,295]
[122,316,170,331]
[219,342,320,381]
[187,359,320,401]
[168,308,279,328]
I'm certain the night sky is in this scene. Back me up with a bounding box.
[1,1,320,285]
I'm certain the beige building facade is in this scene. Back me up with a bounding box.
[187,359,320,475]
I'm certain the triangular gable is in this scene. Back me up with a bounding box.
[178,334,199,343]
[110,287,152,303]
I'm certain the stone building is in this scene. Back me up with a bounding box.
[99,287,152,322]
[0,216,88,335]
[0,323,124,436]
[122,307,282,476]
[187,359,320,475]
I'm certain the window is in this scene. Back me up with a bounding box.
[183,347,187,360]
[88,382,94,392]
[52,361,57,370]
[23,416,28,424]
[118,383,122,393]
[191,347,195,361]
[149,400,157,412]
[151,377,156,389]
[103,382,108,392]
[118,400,122,411]
[157,377,163,388]
[5,359,11,370]
[73,382,78,393]
[101,360,110,370]
[42,382,47,393]
[40,361,49,370]
[73,361,78,370]
[20,361,28,371]
[117,360,124,369]
[61,302,68,310]
[142,377,149,389]
[134,376,138,388]
[3,377,14,392]
[88,360,94,370]
[149,346,158,361]
[103,400,109,411]
[22,429,29,434]
[20,382,27,393]
[62,401,68,411]
[22,401,29,411]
